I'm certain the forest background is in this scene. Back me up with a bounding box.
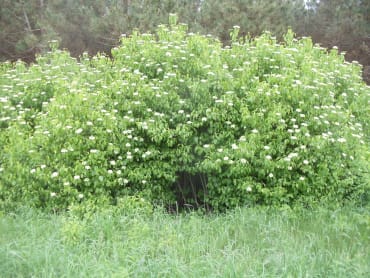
[1,0,369,83]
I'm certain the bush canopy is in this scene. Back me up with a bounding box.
[0,17,369,211]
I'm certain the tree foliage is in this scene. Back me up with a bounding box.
[303,0,369,64]
[1,1,369,84]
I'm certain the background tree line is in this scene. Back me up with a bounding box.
[1,0,369,83]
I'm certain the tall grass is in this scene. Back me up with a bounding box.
[1,206,369,277]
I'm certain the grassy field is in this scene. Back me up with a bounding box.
[1,206,369,278]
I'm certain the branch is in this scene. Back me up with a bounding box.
[22,6,32,32]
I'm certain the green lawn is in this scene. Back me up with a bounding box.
[1,206,369,277]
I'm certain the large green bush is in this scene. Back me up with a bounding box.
[1,17,369,211]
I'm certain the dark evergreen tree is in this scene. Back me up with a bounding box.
[0,0,369,83]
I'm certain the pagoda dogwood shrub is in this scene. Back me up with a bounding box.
[0,16,369,211]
